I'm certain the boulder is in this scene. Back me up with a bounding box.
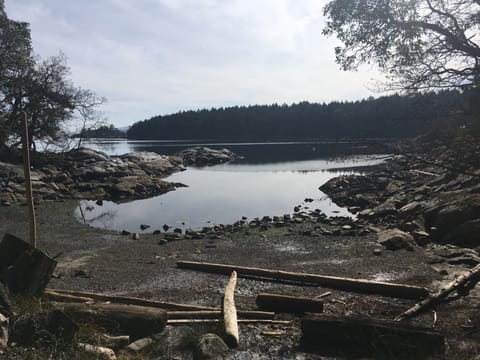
[177,147,239,166]
[378,229,415,251]
[195,333,229,360]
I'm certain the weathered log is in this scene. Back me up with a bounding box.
[167,319,290,325]
[301,315,445,359]
[395,263,480,321]
[0,233,56,294]
[223,271,239,347]
[177,260,429,299]
[46,288,217,311]
[45,290,95,304]
[52,302,167,340]
[167,310,273,320]
[256,293,324,314]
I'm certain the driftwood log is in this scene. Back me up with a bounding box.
[0,233,56,294]
[167,310,273,320]
[256,293,324,314]
[167,319,290,325]
[301,315,445,359]
[223,271,239,347]
[52,302,167,340]
[46,288,217,311]
[395,263,480,321]
[177,260,429,299]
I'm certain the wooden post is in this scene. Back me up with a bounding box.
[223,271,239,347]
[21,112,36,248]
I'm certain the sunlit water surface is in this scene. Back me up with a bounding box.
[75,139,390,232]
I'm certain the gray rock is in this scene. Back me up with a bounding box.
[195,333,229,360]
[378,229,415,251]
[127,337,153,352]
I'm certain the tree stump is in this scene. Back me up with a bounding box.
[0,233,57,294]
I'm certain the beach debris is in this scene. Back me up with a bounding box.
[176,260,429,299]
[256,293,324,314]
[223,271,239,347]
[301,315,445,358]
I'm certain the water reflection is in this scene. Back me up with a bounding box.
[75,154,388,232]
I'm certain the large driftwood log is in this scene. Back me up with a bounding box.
[0,233,56,294]
[52,302,167,339]
[46,288,217,311]
[177,260,429,299]
[223,271,239,347]
[301,315,445,359]
[395,263,480,321]
[256,293,324,314]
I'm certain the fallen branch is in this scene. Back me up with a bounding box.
[177,260,429,299]
[167,310,273,320]
[256,293,324,314]
[395,263,480,321]
[167,319,290,325]
[46,288,217,311]
[223,271,239,347]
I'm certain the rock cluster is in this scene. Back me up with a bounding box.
[0,146,239,206]
[320,134,480,252]
[176,147,240,166]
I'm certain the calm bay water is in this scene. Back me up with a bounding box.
[75,139,390,232]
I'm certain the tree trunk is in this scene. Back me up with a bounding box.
[300,315,445,359]
[0,233,56,294]
[256,293,324,314]
[177,260,429,299]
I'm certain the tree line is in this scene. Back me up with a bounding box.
[127,91,465,141]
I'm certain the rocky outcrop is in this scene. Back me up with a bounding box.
[320,135,480,249]
[176,147,239,166]
[0,148,186,205]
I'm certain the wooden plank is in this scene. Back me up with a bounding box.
[177,260,429,299]
[256,293,324,314]
[21,112,36,248]
[301,315,445,359]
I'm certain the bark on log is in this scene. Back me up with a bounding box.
[0,233,56,294]
[52,302,167,340]
[223,271,239,347]
[395,263,480,321]
[177,260,429,299]
[256,293,324,314]
[167,319,290,325]
[301,315,445,359]
[167,310,273,320]
[46,288,217,311]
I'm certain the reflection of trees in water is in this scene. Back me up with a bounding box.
[77,201,117,230]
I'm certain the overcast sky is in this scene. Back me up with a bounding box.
[6,0,381,128]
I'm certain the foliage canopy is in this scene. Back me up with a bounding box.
[0,0,105,150]
[323,0,480,93]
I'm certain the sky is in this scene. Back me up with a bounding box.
[5,0,381,128]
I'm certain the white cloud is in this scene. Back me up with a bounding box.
[5,0,381,127]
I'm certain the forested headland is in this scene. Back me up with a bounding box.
[127,91,466,141]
